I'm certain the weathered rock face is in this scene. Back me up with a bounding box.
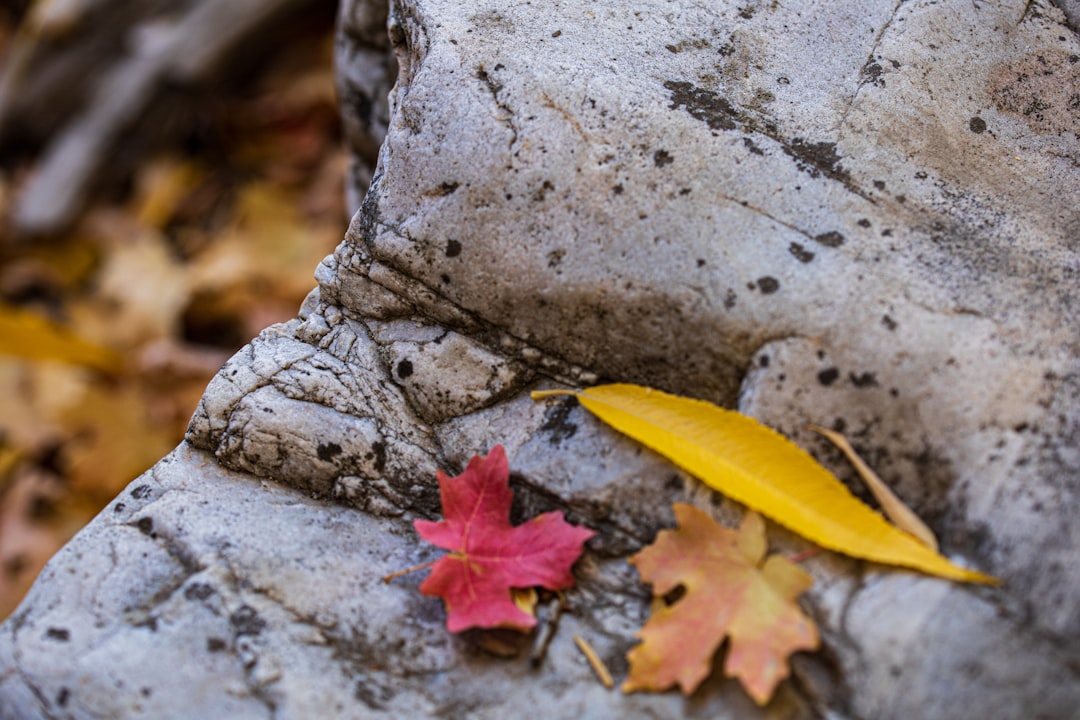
[2,0,1079,718]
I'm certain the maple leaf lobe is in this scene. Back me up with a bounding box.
[624,504,818,704]
[414,445,594,633]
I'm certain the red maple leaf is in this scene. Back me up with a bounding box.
[414,445,594,632]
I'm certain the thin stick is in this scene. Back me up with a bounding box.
[381,559,436,583]
[808,424,939,551]
[573,634,614,689]
[529,594,565,668]
[530,389,577,400]
[788,547,824,564]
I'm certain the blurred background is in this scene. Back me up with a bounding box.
[0,0,351,618]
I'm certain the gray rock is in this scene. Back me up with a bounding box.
[2,0,1079,717]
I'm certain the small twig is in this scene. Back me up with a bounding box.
[573,634,614,689]
[788,547,824,564]
[530,388,576,400]
[529,593,565,668]
[381,559,436,583]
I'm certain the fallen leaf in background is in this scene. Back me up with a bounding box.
[414,445,594,633]
[0,302,122,371]
[0,465,71,616]
[0,11,347,619]
[533,384,996,584]
[624,505,818,704]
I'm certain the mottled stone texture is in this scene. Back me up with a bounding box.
[2,0,1078,718]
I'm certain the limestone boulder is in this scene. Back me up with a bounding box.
[2,0,1078,717]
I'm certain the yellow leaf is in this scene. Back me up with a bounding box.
[533,384,996,584]
[808,424,939,551]
[0,304,121,372]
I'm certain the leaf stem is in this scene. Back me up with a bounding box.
[381,559,437,583]
[530,389,577,400]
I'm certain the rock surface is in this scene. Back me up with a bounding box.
[3,0,1079,718]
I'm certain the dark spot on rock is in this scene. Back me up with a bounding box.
[396,359,414,380]
[696,258,706,267]
[850,372,879,388]
[551,29,562,37]
[781,139,851,184]
[547,248,566,268]
[612,183,624,194]
[873,180,886,190]
[438,181,460,195]
[440,273,451,284]
[184,583,215,601]
[756,276,780,294]
[742,137,765,155]
[882,315,897,330]
[666,44,680,53]
[653,149,674,167]
[445,239,462,257]
[881,228,893,236]
[665,475,683,492]
[207,637,227,652]
[230,606,266,636]
[141,687,152,698]
[759,354,770,367]
[861,60,884,85]
[817,368,840,386]
[814,231,845,247]
[533,179,555,202]
[46,627,70,641]
[57,688,70,707]
[114,503,125,513]
[724,289,737,309]
[788,242,815,262]
[539,398,579,446]
[679,187,692,195]
[135,617,158,632]
[318,442,343,461]
[130,484,152,499]
[889,388,899,397]
[371,442,387,473]
[915,170,928,179]
[777,75,790,84]
[969,116,987,133]
[136,517,155,537]
[737,5,755,19]
[857,218,872,228]
[664,80,738,131]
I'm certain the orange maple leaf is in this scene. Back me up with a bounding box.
[623,503,819,704]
